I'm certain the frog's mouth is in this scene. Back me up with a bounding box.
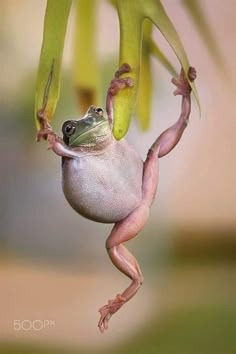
[69,120,110,146]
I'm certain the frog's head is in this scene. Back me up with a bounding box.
[62,106,111,147]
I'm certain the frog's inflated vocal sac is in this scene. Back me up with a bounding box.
[37,64,196,332]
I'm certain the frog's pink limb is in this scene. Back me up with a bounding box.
[47,133,79,159]
[36,110,79,159]
[98,169,158,332]
[106,63,133,127]
[151,67,197,158]
[37,123,78,158]
[98,67,196,333]
[36,110,53,142]
[98,147,159,333]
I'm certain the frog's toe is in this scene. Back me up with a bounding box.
[109,77,133,96]
[188,66,197,82]
[98,306,111,333]
[125,77,134,87]
[115,63,131,78]
[98,294,125,332]
[36,127,52,142]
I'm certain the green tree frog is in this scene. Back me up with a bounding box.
[37,64,196,332]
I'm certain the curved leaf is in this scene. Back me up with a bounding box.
[142,0,200,111]
[113,0,200,140]
[136,20,178,130]
[136,19,153,131]
[113,0,143,139]
[35,0,72,129]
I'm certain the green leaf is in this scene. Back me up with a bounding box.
[136,19,153,131]
[142,0,200,112]
[73,0,99,114]
[136,20,178,131]
[113,0,200,140]
[35,0,72,129]
[113,0,143,139]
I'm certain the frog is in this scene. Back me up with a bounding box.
[37,63,197,332]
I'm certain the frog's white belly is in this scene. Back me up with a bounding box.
[62,139,143,223]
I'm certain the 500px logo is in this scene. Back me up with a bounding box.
[14,320,55,331]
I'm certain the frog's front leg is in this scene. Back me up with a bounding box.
[47,133,79,158]
[151,67,197,158]
[36,112,78,159]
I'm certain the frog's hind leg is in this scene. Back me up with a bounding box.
[98,147,159,333]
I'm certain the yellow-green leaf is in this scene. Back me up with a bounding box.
[35,0,72,129]
[113,0,143,139]
[113,0,200,140]
[142,0,200,111]
[136,20,178,130]
[136,19,153,131]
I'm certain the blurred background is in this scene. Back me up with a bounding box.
[1,0,236,353]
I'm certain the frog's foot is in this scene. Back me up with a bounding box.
[106,63,134,125]
[111,63,133,92]
[36,126,53,142]
[171,67,196,96]
[108,75,134,97]
[115,63,131,78]
[188,67,197,82]
[36,109,53,142]
[47,131,62,150]
[98,294,125,333]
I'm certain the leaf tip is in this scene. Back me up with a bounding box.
[113,124,128,140]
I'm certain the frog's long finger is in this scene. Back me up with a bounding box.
[188,67,197,81]
[98,307,108,333]
[98,316,104,333]
[173,88,183,96]
[109,78,134,96]
[104,313,111,330]
[171,77,180,87]
[115,63,131,78]
[36,128,52,142]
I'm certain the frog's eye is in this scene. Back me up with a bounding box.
[96,107,103,116]
[62,120,76,137]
